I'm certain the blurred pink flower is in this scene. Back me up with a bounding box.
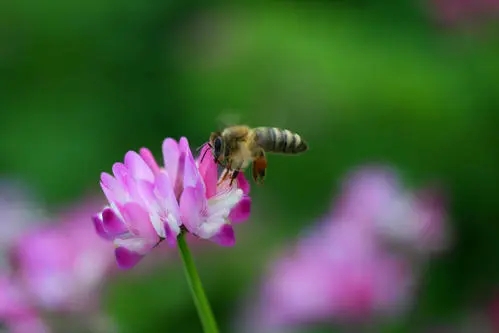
[0,194,117,333]
[238,165,449,332]
[93,137,251,269]
[0,275,34,322]
[7,317,49,333]
[0,276,48,333]
[248,227,415,331]
[431,0,499,27]
[0,179,51,332]
[10,199,115,313]
[334,166,449,256]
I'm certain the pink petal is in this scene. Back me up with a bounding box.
[102,208,128,236]
[115,247,144,269]
[197,144,218,199]
[92,215,113,240]
[182,139,201,189]
[178,137,190,153]
[155,172,176,205]
[121,202,158,243]
[135,179,157,211]
[139,148,161,175]
[162,138,180,182]
[195,143,212,166]
[164,222,178,248]
[100,172,125,203]
[229,196,251,223]
[174,150,186,198]
[136,176,181,240]
[111,162,128,187]
[155,172,181,224]
[120,172,142,204]
[179,185,205,233]
[211,224,235,246]
[124,151,154,182]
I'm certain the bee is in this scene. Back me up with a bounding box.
[201,125,308,185]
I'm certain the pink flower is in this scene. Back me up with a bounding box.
[93,139,186,269]
[0,275,32,321]
[7,317,49,333]
[93,137,251,269]
[374,186,449,255]
[331,166,449,256]
[238,165,448,332]
[0,276,48,333]
[431,0,499,27]
[248,224,415,331]
[11,199,115,312]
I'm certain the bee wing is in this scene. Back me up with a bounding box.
[216,111,243,129]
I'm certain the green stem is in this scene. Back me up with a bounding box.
[177,231,219,333]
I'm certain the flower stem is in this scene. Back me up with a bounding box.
[177,231,219,333]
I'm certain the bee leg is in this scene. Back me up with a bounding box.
[252,163,258,183]
[217,161,232,186]
[252,150,267,185]
[218,169,230,185]
[229,170,240,186]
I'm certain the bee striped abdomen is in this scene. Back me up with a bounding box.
[254,127,308,154]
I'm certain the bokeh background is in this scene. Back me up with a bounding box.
[1,1,499,332]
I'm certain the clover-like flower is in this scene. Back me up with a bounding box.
[9,199,115,312]
[336,166,449,255]
[93,137,251,269]
[92,147,181,269]
[237,165,448,333]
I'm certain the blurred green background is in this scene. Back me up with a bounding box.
[1,1,499,332]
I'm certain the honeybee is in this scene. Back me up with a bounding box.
[201,125,308,185]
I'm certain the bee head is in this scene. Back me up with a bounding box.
[209,131,224,163]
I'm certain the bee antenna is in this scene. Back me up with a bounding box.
[195,142,212,153]
[198,143,212,164]
[195,143,206,153]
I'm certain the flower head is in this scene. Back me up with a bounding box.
[238,165,448,332]
[11,199,115,312]
[330,165,449,256]
[93,138,191,269]
[247,224,415,331]
[93,137,251,268]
